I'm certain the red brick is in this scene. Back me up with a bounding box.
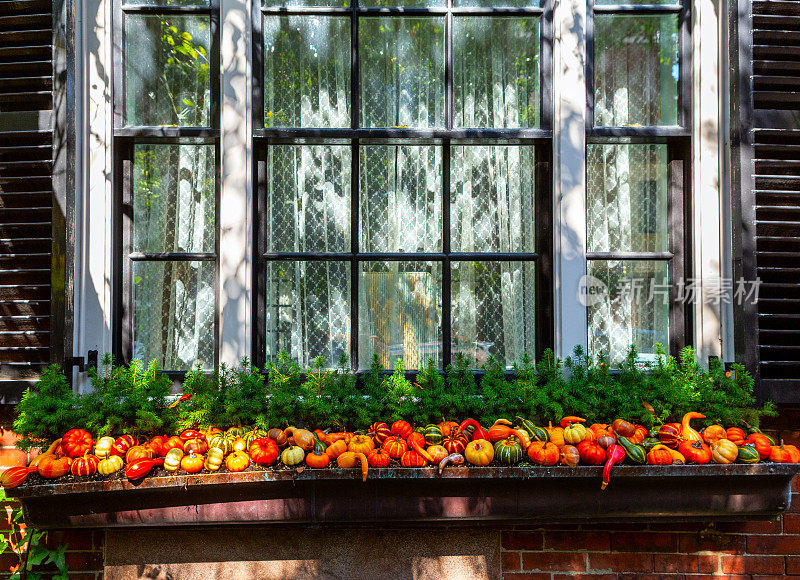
[653,553,718,574]
[522,551,586,572]
[588,552,653,573]
[786,554,800,574]
[582,522,648,531]
[791,494,800,513]
[619,575,685,580]
[45,530,93,551]
[610,532,678,553]
[792,476,800,493]
[504,574,551,580]
[66,574,98,580]
[747,534,800,555]
[687,576,749,580]
[678,532,746,553]
[721,555,785,574]
[647,521,710,532]
[786,514,800,534]
[554,575,616,580]
[502,532,543,551]
[65,551,103,571]
[502,551,521,572]
[716,519,782,534]
[543,531,611,552]
[752,576,800,580]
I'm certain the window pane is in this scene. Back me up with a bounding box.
[133,144,215,254]
[264,0,345,7]
[361,0,443,8]
[132,260,215,370]
[452,261,535,369]
[359,18,445,129]
[586,260,670,363]
[455,0,539,7]
[125,15,211,127]
[359,261,442,369]
[263,16,351,128]
[587,144,669,253]
[451,145,536,252]
[454,17,540,129]
[125,0,208,5]
[265,261,350,367]
[265,144,351,253]
[594,15,679,127]
[360,145,442,252]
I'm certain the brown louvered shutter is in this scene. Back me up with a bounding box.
[0,0,52,399]
[751,0,800,400]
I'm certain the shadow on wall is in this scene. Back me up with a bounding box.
[104,527,501,580]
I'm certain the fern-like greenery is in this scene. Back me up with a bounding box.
[13,346,776,444]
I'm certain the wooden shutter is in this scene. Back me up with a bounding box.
[0,0,52,401]
[751,0,800,400]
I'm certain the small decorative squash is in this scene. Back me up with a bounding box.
[181,452,205,474]
[745,433,772,459]
[337,451,369,481]
[597,435,617,449]
[61,428,93,458]
[611,419,635,438]
[577,440,605,465]
[326,439,347,460]
[37,455,71,479]
[400,450,428,468]
[126,445,154,463]
[225,450,250,472]
[559,445,581,467]
[281,446,305,466]
[208,433,234,455]
[711,438,739,464]
[681,412,705,444]
[785,444,800,463]
[369,422,391,446]
[563,423,588,445]
[347,434,375,455]
[305,448,330,469]
[0,466,32,489]
[517,417,549,443]
[546,422,566,447]
[70,453,99,476]
[112,435,138,457]
[646,444,674,465]
[147,435,168,457]
[769,444,794,464]
[164,448,184,473]
[439,421,459,438]
[163,436,185,454]
[423,424,443,446]
[726,427,746,446]
[527,441,559,466]
[383,435,408,459]
[631,425,648,444]
[737,443,760,464]
[243,428,268,447]
[94,436,115,459]
[180,429,205,442]
[678,440,712,464]
[267,428,288,447]
[657,423,682,449]
[204,447,225,471]
[98,454,124,476]
[494,437,524,465]
[464,439,494,466]
[367,448,391,468]
[232,437,248,453]
[702,424,727,445]
[249,437,280,466]
[284,427,316,451]
[184,438,208,455]
[426,445,448,464]
[442,431,468,455]
[390,420,413,439]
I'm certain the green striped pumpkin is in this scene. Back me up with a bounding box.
[423,424,443,446]
[494,438,524,465]
[737,444,760,464]
[516,417,548,443]
[209,433,235,455]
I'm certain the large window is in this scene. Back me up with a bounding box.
[253,0,552,370]
[114,0,220,371]
[586,0,689,362]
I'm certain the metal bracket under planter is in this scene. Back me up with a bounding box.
[8,464,799,528]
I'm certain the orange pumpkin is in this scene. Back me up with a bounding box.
[267,428,288,447]
[647,444,674,465]
[181,452,204,473]
[390,420,413,439]
[305,448,330,469]
[657,423,682,449]
[225,450,250,472]
[400,450,428,467]
[464,439,494,466]
[369,422,391,446]
[726,427,746,446]
[383,435,408,459]
[631,425,648,444]
[37,455,71,479]
[367,448,391,468]
[702,424,726,445]
[126,445,155,463]
[769,444,794,464]
[559,445,580,467]
[347,434,375,455]
[284,427,316,451]
[746,433,773,459]
[527,441,559,466]
[426,445,448,464]
[785,444,800,463]
[184,438,208,455]
[439,421,459,438]
[546,422,566,447]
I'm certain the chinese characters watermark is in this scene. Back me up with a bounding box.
[578,275,761,307]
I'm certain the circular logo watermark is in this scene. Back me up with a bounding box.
[578,274,609,307]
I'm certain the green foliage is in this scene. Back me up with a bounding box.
[13,347,775,443]
[83,355,176,437]
[13,365,83,449]
[0,488,68,580]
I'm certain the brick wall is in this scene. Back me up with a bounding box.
[502,480,800,580]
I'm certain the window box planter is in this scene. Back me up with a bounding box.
[8,464,799,528]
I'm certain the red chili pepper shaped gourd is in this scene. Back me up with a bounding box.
[458,419,489,442]
[560,416,587,429]
[601,444,626,490]
[125,457,164,480]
